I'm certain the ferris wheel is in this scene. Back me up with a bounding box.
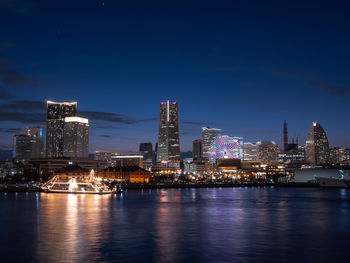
[208,135,243,163]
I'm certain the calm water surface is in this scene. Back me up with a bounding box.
[1,187,350,263]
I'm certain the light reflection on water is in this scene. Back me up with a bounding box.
[1,188,350,263]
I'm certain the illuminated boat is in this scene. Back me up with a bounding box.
[41,169,118,194]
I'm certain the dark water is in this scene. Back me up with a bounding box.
[1,187,350,263]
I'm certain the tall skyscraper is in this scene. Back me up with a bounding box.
[46,101,77,158]
[192,139,202,161]
[243,142,258,161]
[139,142,153,169]
[305,121,329,165]
[257,141,280,164]
[63,117,89,158]
[14,126,45,162]
[94,150,120,167]
[283,120,288,152]
[156,100,180,163]
[202,127,221,160]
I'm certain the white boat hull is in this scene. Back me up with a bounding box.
[316,177,350,188]
[43,189,115,194]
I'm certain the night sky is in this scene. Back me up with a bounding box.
[0,0,349,153]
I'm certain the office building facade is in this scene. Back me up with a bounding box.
[63,117,89,158]
[14,126,45,162]
[243,142,258,161]
[202,127,221,160]
[305,122,329,165]
[257,141,280,164]
[46,101,77,158]
[192,139,202,161]
[156,100,180,163]
[94,151,120,167]
[139,142,153,169]
[115,156,143,168]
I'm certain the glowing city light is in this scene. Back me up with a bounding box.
[68,178,78,192]
[208,135,243,163]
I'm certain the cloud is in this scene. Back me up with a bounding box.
[0,99,155,125]
[0,70,36,86]
[0,90,14,100]
[0,58,38,88]
[99,135,113,138]
[0,99,45,123]
[263,68,350,96]
[95,125,123,129]
[79,110,137,124]
[216,66,237,73]
[80,110,156,124]
[0,111,45,123]
[0,100,45,111]
[305,81,350,96]
[182,121,215,126]
[0,127,20,133]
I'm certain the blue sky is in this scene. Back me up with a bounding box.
[0,0,349,152]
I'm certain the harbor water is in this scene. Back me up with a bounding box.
[0,187,350,263]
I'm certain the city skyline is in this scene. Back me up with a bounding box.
[2,2,350,263]
[0,98,348,154]
[0,1,350,152]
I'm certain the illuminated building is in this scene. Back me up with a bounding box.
[46,101,77,158]
[22,126,44,138]
[329,147,348,164]
[155,142,158,162]
[14,126,45,162]
[305,122,329,165]
[156,100,180,163]
[265,165,292,182]
[283,120,288,152]
[202,127,221,160]
[63,117,89,158]
[257,141,280,164]
[216,158,241,173]
[94,150,120,168]
[151,166,179,175]
[183,158,193,174]
[192,139,202,161]
[243,142,258,161]
[115,155,143,168]
[278,150,305,167]
[99,166,150,184]
[346,149,350,160]
[139,143,153,170]
[14,135,32,162]
[207,135,243,163]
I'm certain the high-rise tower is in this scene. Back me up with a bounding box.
[202,127,221,160]
[283,120,288,152]
[192,139,202,161]
[156,100,180,163]
[139,142,153,169]
[46,101,77,158]
[63,117,89,158]
[305,122,329,165]
[14,126,45,162]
